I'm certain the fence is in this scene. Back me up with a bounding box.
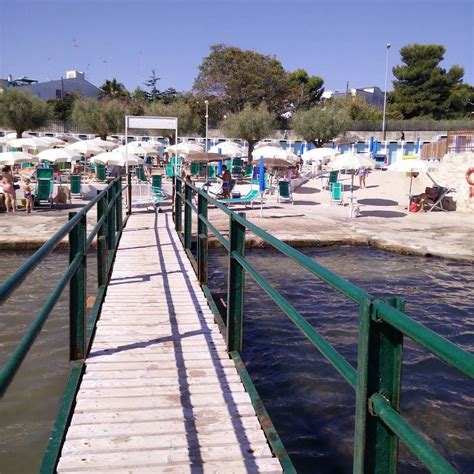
[447,130,474,154]
[173,176,474,473]
[0,175,132,473]
[421,139,448,160]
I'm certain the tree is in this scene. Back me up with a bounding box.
[291,102,349,147]
[347,95,382,121]
[0,88,50,138]
[132,87,148,102]
[146,100,200,143]
[223,103,274,161]
[144,69,161,101]
[47,93,77,122]
[160,88,178,105]
[99,78,129,99]
[193,44,289,116]
[390,44,466,119]
[287,69,324,111]
[72,98,128,139]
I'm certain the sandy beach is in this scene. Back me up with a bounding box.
[0,169,473,261]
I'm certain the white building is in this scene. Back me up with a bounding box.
[322,86,385,109]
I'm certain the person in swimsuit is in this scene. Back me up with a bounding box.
[2,165,16,212]
[22,178,33,213]
[219,165,232,198]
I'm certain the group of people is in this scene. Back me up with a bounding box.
[1,165,33,213]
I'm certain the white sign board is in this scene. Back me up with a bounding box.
[126,116,177,130]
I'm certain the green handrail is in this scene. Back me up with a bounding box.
[0,175,133,472]
[174,176,474,474]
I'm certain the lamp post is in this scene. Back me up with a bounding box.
[205,100,209,152]
[382,43,391,141]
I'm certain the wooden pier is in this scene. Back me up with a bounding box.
[57,210,281,473]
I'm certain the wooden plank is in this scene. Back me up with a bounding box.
[58,211,282,473]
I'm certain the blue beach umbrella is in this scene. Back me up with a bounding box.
[369,136,374,154]
[259,157,265,193]
[415,137,421,154]
[217,160,223,174]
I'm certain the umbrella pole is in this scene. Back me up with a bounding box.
[351,172,354,201]
[260,193,263,218]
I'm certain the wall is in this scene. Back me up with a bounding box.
[419,152,474,213]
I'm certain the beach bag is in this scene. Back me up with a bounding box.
[409,202,419,212]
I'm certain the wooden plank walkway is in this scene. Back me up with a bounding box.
[57,210,281,473]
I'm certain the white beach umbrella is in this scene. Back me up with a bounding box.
[7,137,51,151]
[39,136,66,147]
[118,142,158,155]
[165,142,204,155]
[388,158,439,197]
[251,145,299,163]
[302,147,338,164]
[254,141,281,150]
[0,151,39,165]
[65,140,104,155]
[90,150,143,167]
[209,141,244,157]
[5,132,34,139]
[37,148,81,163]
[56,134,80,143]
[92,137,119,150]
[328,153,376,200]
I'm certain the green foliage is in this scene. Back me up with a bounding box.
[99,78,129,99]
[72,98,128,139]
[390,44,467,119]
[146,100,200,141]
[348,95,382,121]
[287,68,324,110]
[144,69,161,101]
[132,87,148,102]
[223,103,274,161]
[47,93,77,122]
[193,44,288,116]
[291,101,349,146]
[0,88,50,138]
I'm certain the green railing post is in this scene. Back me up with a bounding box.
[127,172,132,215]
[116,179,123,232]
[68,212,86,361]
[184,182,192,250]
[97,192,108,287]
[354,297,405,474]
[107,181,116,251]
[226,212,246,352]
[175,178,182,233]
[197,192,208,285]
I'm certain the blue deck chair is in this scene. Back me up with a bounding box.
[136,165,148,183]
[70,175,81,195]
[277,180,293,204]
[330,182,343,205]
[244,164,253,179]
[219,189,261,208]
[190,162,200,176]
[207,165,217,181]
[165,164,174,179]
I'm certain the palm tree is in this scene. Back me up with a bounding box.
[100,79,129,99]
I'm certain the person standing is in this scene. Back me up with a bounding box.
[219,165,232,198]
[2,165,16,212]
[358,167,368,188]
[22,178,33,213]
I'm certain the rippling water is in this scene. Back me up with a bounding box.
[207,247,474,473]
[0,247,472,473]
[0,252,97,473]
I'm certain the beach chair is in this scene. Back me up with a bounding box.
[219,189,261,208]
[330,182,343,205]
[232,158,243,176]
[34,179,53,208]
[70,175,81,195]
[425,186,456,212]
[96,165,107,182]
[277,180,293,204]
[244,164,253,179]
[325,170,339,190]
[165,164,174,179]
[37,168,54,180]
[190,162,200,176]
[136,165,148,183]
[207,165,217,181]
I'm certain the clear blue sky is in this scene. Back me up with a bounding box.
[1,0,472,93]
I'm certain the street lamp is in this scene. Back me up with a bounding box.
[204,100,209,152]
[382,43,391,141]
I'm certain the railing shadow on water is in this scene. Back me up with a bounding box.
[173,176,474,474]
[0,174,132,473]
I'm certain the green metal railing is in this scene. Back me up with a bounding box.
[173,176,474,474]
[0,174,132,473]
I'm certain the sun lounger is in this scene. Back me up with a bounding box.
[34,179,53,208]
[219,189,261,208]
[425,186,456,212]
